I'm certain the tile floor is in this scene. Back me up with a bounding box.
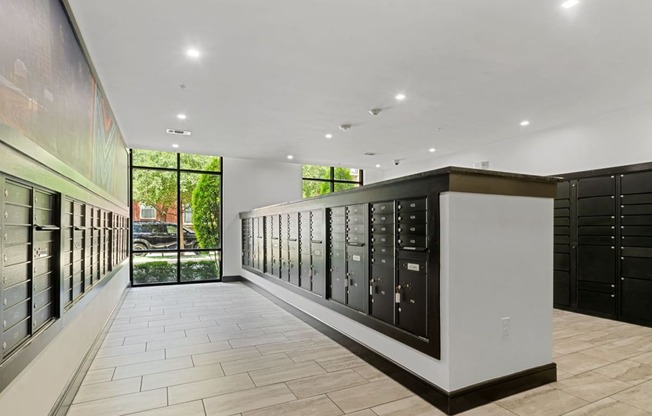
[63,282,652,416]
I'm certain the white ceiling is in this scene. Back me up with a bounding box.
[67,0,652,169]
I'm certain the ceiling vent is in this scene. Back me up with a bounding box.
[364,152,377,156]
[166,128,192,136]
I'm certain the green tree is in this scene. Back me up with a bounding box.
[191,158,221,251]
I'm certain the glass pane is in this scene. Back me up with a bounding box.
[334,167,358,181]
[132,149,177,168]
[302,165,331,180]
[334,182,359,192]
[303,180,332,198]
[180,154,221,172]
[181,172,221,249]
[132,169,178,251]
[132,254,178,285]
[181,251,221,282]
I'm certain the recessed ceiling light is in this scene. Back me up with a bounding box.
[177,114,187,120]
[325,133,333,139]
[395,93,406,101]
[375,164,381,168]
[520,120,530,126]
[561,0,579,9]
[287,155,294,160]
[429,148,436,153]
[186,49,200,58]
[172,144,179,148]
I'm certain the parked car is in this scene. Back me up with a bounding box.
[132,221,198,254]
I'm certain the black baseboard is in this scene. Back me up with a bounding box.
[222,275,242,282]
[239,276,556,415]
[446,363,557,414]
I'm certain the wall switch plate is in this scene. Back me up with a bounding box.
[502,317,510,337]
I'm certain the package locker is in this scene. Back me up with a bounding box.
[370,201,395,324]
[576,176,617,317]
[328,207,346,304]
[620,171,652,324]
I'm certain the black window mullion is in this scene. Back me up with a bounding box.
[176,152,181,283]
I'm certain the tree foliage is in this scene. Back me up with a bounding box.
[191,158,221,249]
[131,150,220,223]
[301,165,356,198]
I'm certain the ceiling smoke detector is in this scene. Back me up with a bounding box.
[166,128,192,136]
[339,124,351,132]
[368,108,382,116]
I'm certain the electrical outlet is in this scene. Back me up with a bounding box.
[502,317,510,337]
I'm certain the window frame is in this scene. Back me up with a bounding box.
[302,166,364,198]
[130,151,223,285]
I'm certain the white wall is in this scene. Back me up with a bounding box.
[382,102,652,180]
[443,192,553,389]
[0,266,129,416]
[222,157,302,276]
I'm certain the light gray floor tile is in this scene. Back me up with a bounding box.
[81,368,115,385]
[327,378,412,413]
[371,395,446,415]
[142,363,225,391]
[165,340,231,358]
[249,361,326,387]
[146,334,211,351]
[67,388,167,416]
[286,369,368,398]
[556,371,631,402]
[612,380,652,412]
[89,350,165,370]
[113,356,193,379]
[561,398,650,416]
[496,386,588,416]
[316,353,366,372]
[594,359,652,385]
[72,377,142,404]
[105,326,164,340]
[228,333,289,349]
[242,394,343,416]
[128,400,207,416]
[101,337,126,349]
[108,321,150,333]
[203,383,296,415]
[221,352,294,375]
[192,346,261,367]
[96,343,147,358]
[124,329,187,345]
[168,373,254,405]
[164,320,219,333]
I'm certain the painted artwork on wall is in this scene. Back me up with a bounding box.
[0,0,128,204]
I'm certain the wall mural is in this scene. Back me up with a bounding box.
[0,0,128,204]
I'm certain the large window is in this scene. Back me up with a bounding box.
[302,165,363,198]
[131,150,222,285]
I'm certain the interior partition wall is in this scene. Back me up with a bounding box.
[130,150,223,285]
